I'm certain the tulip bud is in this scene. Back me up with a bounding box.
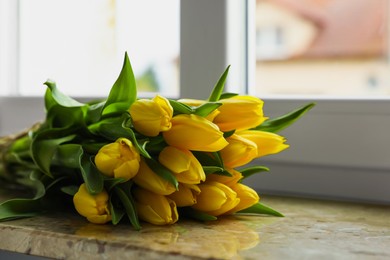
[213,96,267,132]
[225,183,260,214]
[205,168,243,187]
[129,95,173,136]
[133,187,179,225]
[133,158,176,195]
[163,114,228,152]
[220,134,258,168]
[168,183,200,207]
[73,183,111,224]
[238,130,289,158]
[192,181,240,216]
[95,138,140,181]
[158,146,205,184]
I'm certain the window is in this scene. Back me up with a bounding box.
[1,0,389,203]
[1,0,179,97]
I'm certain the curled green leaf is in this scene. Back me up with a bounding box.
[238,202,284,217]
[102,52,137,117]
[193,102,221,117]
[239,166,269,181]
[255,103,315,133]
[208,65,231,102]
[180,207,217,221]
[169,99,194,115]
[114,186,141,230]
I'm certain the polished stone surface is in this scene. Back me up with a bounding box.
[0,192,389,259]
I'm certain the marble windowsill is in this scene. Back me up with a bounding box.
[0,191,389,259]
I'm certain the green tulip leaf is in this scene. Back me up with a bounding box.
[180,207,217,221]
[145,158,179,190]
[104,177,127,191]
[31,131,76,178]
[240,166,269,180]
[86,100,106,124]
[223,129,235,138]
[169,99,194,115]
[53,144,84,168]
[60,185,79,196]
[45,105,87,129]
[202,166,224,175]
[193,151,223,168]
[114,186,141,230]
[44,80,84,108]
[82,142,107,155]
[0,171,45,221]
[109,197,125,225]
[238,202,284,217]
[211,151,224,168]
[208,65,231,102]
[210,170,232,177]
[219,92,238,99]
[193,102,221,117]
[254,103,315,133]
[80,153,104,195]
[102,52,137,117]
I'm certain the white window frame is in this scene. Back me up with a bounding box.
[1,0,390,204]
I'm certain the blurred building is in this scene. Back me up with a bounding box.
[255,0,389,96]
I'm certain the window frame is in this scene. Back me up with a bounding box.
[1,0,390,204]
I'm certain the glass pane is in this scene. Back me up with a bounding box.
[254,0,389,97]
[18,0,180,97]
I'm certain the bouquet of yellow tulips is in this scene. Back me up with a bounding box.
[0,53,313,229]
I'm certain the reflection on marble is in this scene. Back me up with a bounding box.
[1,193,390,259]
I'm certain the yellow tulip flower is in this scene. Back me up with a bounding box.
[133,187,178,225]
[220,134,258,168]
[238,130,289,158]
[213,96,267,132]
[133,158,176,195]
[163,114,228,152]
[168,183,200,207]
[192,181,240,216]
[73,183,111,224]
[129,95,173,136]
[94,138,140,181]
[225,183,260,214]
[205,168,243,187]
[158,146,206,184]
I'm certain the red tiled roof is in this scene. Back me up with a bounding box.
[261,0,388,58]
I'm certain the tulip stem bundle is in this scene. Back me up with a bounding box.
[0,53,314,229]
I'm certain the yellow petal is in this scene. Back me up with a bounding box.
[163,114,228,152]
[225,183,260,214]
[159,146,205,184]
[192,182,228,212]
[73,184,111,224]
[220,134,258,168]
[168,183,200,207]
[238,130,289,158]
[133,159,176,195]
[134,188,178,225]
[206,168,243,187]
[129,95,173,137]
[213,96,267,132]
[95,138,140,181]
